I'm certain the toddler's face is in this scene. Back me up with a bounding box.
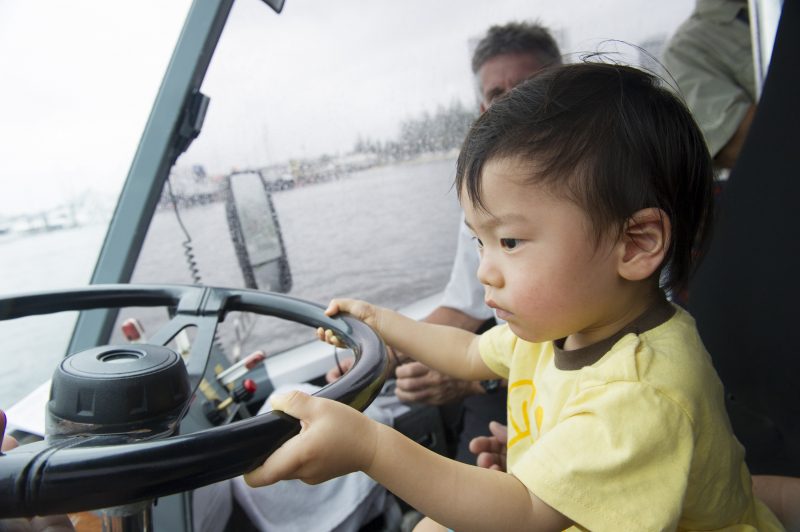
[463,157,624,348]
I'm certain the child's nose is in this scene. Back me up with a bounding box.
[477,253,503,288]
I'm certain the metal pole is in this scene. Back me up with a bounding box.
[99,501,153,532]
[747,0,783,98]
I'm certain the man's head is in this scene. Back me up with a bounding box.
[472,21,562,113]
[456,63,715,296]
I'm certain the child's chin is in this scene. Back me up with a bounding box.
[507,323,540,343]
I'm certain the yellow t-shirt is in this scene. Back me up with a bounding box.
[479,301,783,531]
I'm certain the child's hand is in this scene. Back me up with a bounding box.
[243,391,379,487]
[316,298,384,346]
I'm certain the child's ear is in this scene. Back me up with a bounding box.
[617,208,671,282]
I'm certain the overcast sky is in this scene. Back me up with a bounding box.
[0,0,693,217]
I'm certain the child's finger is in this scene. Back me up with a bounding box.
[269,390,313,416]
[325,329,343,346]
[244,437,306,487]
[319,328,343,347]
[316,327,343,347]
[324,300,340,316]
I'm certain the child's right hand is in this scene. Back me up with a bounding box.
[316,298,383,346]
[243,391,379,487]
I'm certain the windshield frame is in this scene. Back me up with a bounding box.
[68,0,234,354]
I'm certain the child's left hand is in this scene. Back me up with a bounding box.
[243,391,379,487]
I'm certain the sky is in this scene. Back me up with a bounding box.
[0,0,694,218]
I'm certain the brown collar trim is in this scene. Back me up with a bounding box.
[552,297,676,371]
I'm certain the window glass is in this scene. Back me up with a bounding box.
[126,0,695,359]
[0,1,191,409]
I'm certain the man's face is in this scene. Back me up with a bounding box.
[477,52,546,113]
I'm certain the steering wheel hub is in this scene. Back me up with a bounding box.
[48,344,190,436]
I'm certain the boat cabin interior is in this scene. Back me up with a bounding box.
[0,0,795,530]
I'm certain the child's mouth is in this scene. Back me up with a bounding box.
[494,307,513,320]
[486,299,512,320]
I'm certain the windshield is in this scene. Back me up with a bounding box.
[121,0,695,361]
[0,1,191,409]
[0,0,694,409]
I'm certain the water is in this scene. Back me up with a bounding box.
[0,157,462,409]
[0,225,107,409]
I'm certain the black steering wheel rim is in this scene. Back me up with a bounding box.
[0,284,389,518]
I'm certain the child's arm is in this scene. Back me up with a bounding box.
[318,298,497,381]
[245,391,573,532]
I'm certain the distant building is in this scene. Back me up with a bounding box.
[163,165,224,207]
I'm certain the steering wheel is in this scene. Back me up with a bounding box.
[0,284,389,518]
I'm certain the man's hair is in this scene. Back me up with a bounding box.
[456,62,714,294]
[471,21,562,74]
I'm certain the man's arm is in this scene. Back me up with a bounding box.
[715,104,756,169]
[752,475,800,530]
[662,19,756,169]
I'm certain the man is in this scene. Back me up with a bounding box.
[394,21,562,464]
[661,0,756,170]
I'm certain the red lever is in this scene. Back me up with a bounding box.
[121,318,145,342]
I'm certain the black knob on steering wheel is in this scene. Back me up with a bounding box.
[0,284,389,518]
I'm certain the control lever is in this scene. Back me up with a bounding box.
[121,318,146,343]
[216,351,266,387]
[204,379,257,425]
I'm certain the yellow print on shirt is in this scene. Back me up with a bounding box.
[507,379,543,449]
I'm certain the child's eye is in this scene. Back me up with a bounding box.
[472,237,484,249]
[500,238,520,250]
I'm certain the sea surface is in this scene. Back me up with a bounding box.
[0,157,462,409]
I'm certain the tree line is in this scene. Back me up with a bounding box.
[352,100,477,161]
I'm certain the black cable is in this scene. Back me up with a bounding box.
[333,346,345,376]
[167,179,202,285]
[166,178,228,360]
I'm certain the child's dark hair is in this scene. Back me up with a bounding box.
[455,62,714,295]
